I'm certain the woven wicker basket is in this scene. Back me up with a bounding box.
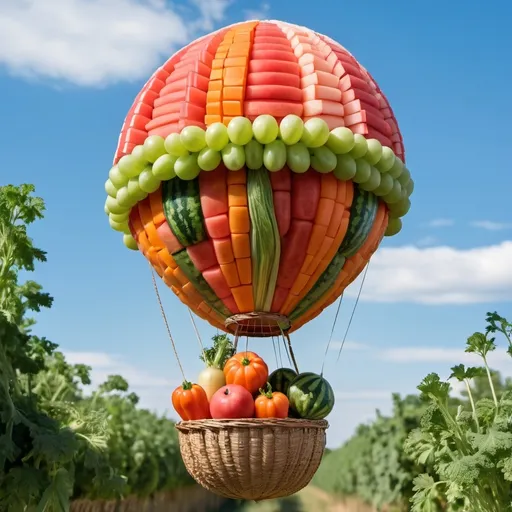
[175,418,328,501]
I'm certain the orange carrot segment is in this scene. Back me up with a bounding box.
[236,258,252,285]
[229,206,250,233]
[231,285,254,313]
[315,198,335,227]
[228,184,248,207]
[213,238,235,264]
[149,190,166,226]
[231,233,251,259]
[220,262,241,288]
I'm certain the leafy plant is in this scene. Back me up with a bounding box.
[405,313,512,512]
[0,185,193,511]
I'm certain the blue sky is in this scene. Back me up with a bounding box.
[1,0,511,447]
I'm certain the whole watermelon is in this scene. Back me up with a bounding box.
[287,372,335,420]
[268,368,297,397]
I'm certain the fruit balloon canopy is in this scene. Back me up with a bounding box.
[104,20,413,336]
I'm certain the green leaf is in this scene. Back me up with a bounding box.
[468,428,512,456]
[442,453,493,486]
[417,373,450,401]
[465,332,496,358]
[36,468,72,512]
[498,457,512,481]
[410,474,440,512]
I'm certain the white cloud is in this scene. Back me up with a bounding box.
[471,221,512,231]
[346,241,512,304]
[0,0,229,86]
[244,2,270,20]
[329,341,370,351]
[64,350,179,394]
[379,346,512,376]
[424,218,455,228]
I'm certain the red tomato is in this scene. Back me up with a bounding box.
[210,384,255,419]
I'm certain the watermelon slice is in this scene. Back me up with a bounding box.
[244,100,303,117]
[248,59,300,74]
[251,50,297,62]
[247,72,300,87]
[303,84,341,102]
[245,84,302,101]
[301,71,339,89]
[304,100,344,117]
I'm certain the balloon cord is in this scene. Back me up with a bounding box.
[281,327,300,374]
[272,337,279,368]
[336,262,371,364]
[188,308,207,362]
[320,293,344,377]
[150,267,187,383]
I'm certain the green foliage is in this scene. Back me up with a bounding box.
[315,313,512,512]
[200,333,235,369]
[405,314,512,512]
[0,185,192,511]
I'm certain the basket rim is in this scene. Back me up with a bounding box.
[175,417,329,432]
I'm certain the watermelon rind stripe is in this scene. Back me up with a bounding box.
[289,187,379,321]
[288,372,335,420]
[162,178,206,247]
[172,249,231,318]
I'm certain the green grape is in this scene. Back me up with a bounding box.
[198,147,221,171]
[131,145,147,164]
[116,186,137,208]
[109,216,130,233]
[227,117,253,146]
[376,146,396,173]
[221,143,245,171]
[123,234,139,250]
[334,154,357,181]
[180,126,206,153]
[152,154,177,180]
[398,167,411,187]
[388,197,411,217]
[388,156,404,179]
[174,154,201,180]
[105,179,118,198]
[205,122,229,151]
[263,140,287,172]
[385,217,402,236]
[127,178,147,204]
[353,159,371,183]
[311,146,337,173]
[245,139,264,170]
[359,167,381,191]
[326,127,355,154]
[301,118,329,148]
[350,134,368,159]
[104,199,110,215]
[365,139,383,166]
[406,178,414,196]
[143,135,166,163]
[106,195,128,215]
[279,115,304,145]
[382,180,402,204]
[253,115,279,144]
[109,166,127,188]
[373,172,394,196]
[287,143,310,173]
[164,133,189,157]
[118,153,145,178]
[110,211,129,223]
[139,166,161,193]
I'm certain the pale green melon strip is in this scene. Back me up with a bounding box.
[247,168,281,311]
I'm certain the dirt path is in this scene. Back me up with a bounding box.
[240,486,373,512]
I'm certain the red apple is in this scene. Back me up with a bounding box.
[210,384,255,419]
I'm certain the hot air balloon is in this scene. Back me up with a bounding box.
[104,19,412,501]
